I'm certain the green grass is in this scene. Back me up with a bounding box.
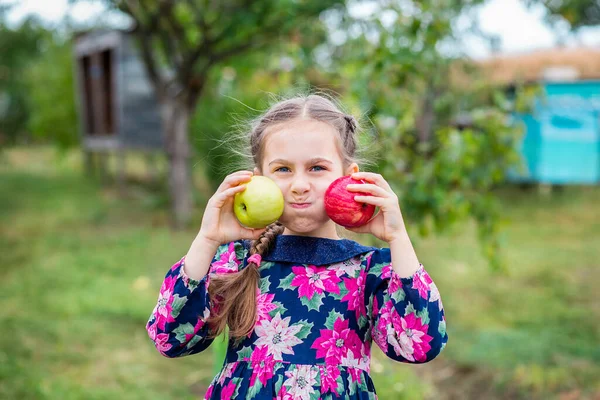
[1,146,599,399]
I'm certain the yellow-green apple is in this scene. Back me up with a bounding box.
[234,176,284,228]
[324,176,375,228]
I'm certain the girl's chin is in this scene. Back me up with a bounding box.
[279,215,333,236]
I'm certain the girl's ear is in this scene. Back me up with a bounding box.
[253,167,261,176]
[345,162,359,176]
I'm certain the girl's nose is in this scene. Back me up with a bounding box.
[291,177,310,195]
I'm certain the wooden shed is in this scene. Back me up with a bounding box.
[73,29,164,179]
[478,47,600,85]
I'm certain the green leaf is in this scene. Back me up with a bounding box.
[404,302,416,316]
[246,376,263,399]
[259,261,277,271]
[300,292,325,312]
[324,310,344,330]
[236,346,252,361]
[417,307,430,326]
[259,276,270,293]
[336,374,345,395]
[358,315,369,330]
[329,281,349,301]
[170,294,188,319]
[368,261,386,277]
[347,374,357,395]
[270,301,287,318]
[232,378,243,398]
[173,322,195,343]
[278,273,295,291]
[234,243,247,262]
[391,287,406,303]
[185,334,203,350]
[294,319,314,340]
[438,319,446,337]
[274,373,284,393]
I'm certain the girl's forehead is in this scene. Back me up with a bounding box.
[262,122,342,162]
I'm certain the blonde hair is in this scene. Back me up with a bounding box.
[207,92,371,342]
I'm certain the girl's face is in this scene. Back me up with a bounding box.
[256,118,358,239]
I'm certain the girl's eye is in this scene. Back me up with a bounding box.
[311,165,326,172]
[275,167,290,172]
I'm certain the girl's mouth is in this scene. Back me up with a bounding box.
[290,203,311,209]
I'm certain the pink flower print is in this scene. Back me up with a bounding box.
[411,268,432,299]
[155,333,173,355]
[155,275,177,330]
[250,346,276,386]
[381,263,393,280]
[211,242,241,274]
[184,317,206,343]
[254,313,303,361]
[373,300,392,354]
[256,289,277,323]
[341,351,364,383]
[330,257,362,277]
[221,381,237,398]
[277,385,291,399]
[311,318,362,363]
[204,383,214,399]
[218,362,238,385]
[171,257,185,272]
[429,281,443,310]
[341,270,367,319]
[389,310,432,362]
[318,364,341,395]
[147,320,157,341]
[284,365,318,400]
[389,272,402,294]
[291,266,341,299]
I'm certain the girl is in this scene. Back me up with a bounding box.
[147,94,448,399]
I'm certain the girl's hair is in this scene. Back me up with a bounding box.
[207,93,368,342]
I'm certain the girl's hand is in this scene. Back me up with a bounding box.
[345,172,406,243]
[198,171,267,246]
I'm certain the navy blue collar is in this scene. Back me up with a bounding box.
[256,235,377,265]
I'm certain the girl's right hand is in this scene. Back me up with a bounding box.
[197,171,267,245]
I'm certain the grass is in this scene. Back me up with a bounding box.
[1,146,599,399]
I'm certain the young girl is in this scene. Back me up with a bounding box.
[147,94,448,399]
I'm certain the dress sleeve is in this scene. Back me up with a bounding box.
[364,248,448,363]
[146,241,247,358]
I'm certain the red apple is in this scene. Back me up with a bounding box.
[324,175,376,228]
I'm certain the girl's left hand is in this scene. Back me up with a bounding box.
[345,172,406,243]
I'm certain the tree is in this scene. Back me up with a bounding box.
[0,8,49,147]
[94,0,346,228]
[26,34,79,151]
[526,0,600,29]
[319,0,526,269]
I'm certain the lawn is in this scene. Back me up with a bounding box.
[1,146,598,400]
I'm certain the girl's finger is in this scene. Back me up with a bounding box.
[212,185,247,206]
[217,171,253,192]
[353,195,386,207]
[351,172,393,192]
[240,227,267,240]
[346,183,389,198]
[345,223,369,234]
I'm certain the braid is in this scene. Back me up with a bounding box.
[343,115,358,157]
[207,222,284,342]
[249,222,285,259]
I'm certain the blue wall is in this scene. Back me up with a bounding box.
[512,81,600,184]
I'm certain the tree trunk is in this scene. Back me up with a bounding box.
[162,99,193,229]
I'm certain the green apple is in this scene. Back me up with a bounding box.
[233,176,284,229]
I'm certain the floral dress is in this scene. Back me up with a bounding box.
[147,235,448,399]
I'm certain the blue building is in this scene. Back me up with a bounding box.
[482,48,600,185]
[514,80,600,184]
